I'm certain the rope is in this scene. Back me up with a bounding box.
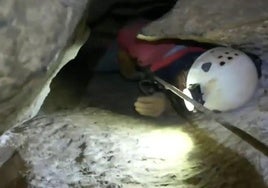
[154,76,268,157]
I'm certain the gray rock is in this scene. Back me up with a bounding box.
[0,108,267,187]
[0,0,89,133]
[140,0,268,62]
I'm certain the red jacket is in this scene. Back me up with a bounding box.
[117,20,205,72]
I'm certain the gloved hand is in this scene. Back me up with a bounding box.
[134,92,169,117]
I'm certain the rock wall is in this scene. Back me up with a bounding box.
[0,0,89,133]
[140,0,268,62]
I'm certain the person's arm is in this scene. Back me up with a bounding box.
[134,70,189,117]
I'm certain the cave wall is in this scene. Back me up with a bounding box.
[0,0,88,133]
[140,0,268,63]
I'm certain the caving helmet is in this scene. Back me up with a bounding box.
[182,47,259,112]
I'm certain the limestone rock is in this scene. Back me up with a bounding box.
[0,108,267,187]
[140,0,268,62]
[0,0,88,133]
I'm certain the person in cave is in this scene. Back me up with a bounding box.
[116,20,207,117]
[95,19,261,117]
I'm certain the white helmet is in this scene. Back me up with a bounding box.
[183,47,259,112]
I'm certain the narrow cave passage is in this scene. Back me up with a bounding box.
[23,1,267,188]
[1,1,268,187]
[41,0,178,114]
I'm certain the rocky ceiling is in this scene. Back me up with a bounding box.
[140,0,268,62]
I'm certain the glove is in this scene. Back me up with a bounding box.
[134,92,169,117]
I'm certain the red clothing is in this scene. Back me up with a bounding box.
[117,20,175,68]
[117,20,205,72]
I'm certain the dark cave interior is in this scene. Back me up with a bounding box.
[41,0,180,112]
